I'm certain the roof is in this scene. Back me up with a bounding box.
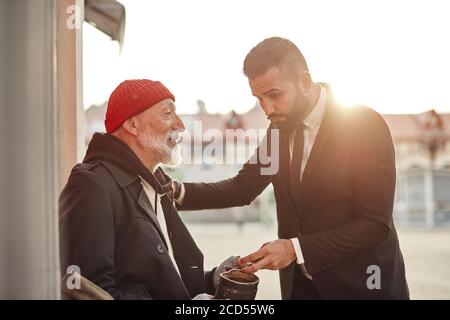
[383,112,450,142]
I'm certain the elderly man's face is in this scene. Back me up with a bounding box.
[135,99,185,167]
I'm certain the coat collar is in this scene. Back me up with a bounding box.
[100,160,139,188]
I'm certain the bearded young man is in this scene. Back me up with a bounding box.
[174,37,409,299]
[59,80,235,300]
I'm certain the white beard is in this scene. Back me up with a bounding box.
[137,132,183,168]
[168,143,183,168]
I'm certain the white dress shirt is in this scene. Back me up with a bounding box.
[140,177,181,277]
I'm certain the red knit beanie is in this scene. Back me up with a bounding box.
[105,79,175,133]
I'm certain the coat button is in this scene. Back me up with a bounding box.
[156,244,165,254]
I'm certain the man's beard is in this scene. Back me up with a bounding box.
[268,90,308,132]
[137,131,183,168]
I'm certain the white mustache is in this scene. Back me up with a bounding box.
[168,130,183,144]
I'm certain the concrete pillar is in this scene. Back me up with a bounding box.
[0,0,7,299]
[0,0,83,299]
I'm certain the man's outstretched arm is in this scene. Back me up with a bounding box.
[177,129,276,210]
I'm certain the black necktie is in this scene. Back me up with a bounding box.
[289,124,305,195]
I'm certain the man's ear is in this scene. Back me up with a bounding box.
[297,70,312,94]
[121,117,139,136]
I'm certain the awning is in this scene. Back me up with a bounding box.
[84,0,126,49]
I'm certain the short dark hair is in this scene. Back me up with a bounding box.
[243,37,309,79]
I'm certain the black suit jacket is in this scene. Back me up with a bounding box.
[180,85,409,299]
[60,160,214,299]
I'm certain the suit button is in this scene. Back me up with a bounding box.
[156,244,165,254]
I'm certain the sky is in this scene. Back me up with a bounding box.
[83,0,450,115]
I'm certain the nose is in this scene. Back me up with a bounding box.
[173,113,185,131]
[259,99,275,117]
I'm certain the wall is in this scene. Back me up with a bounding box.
[0,0,61,299]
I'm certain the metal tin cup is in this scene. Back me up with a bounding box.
[214,269,259,300]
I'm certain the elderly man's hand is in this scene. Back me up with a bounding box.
[237,239,296,273]
[213,255,240,289]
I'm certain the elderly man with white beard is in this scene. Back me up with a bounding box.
[59,79,237,300]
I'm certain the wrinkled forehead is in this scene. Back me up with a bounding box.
[151,98,176,112]
[134,98,176,122]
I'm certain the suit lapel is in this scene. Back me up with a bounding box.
[300,96,338,191]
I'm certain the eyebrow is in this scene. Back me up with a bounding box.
[160,103,176,113]
[253,88,280,97]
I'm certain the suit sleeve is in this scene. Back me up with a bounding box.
[300,110,396,275]
[59,170,152,300]
[180,129,274,210]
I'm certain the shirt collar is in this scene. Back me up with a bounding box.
[303,85,327,129]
